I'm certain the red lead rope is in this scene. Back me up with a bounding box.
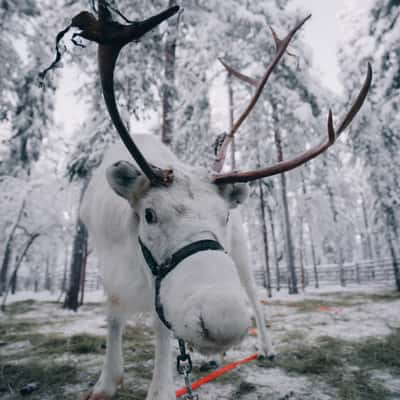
[175,352,259,398]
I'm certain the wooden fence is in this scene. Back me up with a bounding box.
[254,258,398,289]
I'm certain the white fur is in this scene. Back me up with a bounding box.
[80,135,274,400]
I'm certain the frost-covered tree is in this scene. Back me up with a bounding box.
[0,1,60,177]
[0,177,65,303]
[339,0,400,290]
[0,1,40,118]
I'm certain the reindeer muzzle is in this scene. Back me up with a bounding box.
[138,237,225,330]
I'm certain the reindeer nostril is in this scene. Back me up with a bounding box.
[199,315,212,341]
[114,161,122,167]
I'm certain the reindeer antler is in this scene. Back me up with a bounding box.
[95,1,179,186]
[42,1,179,186]
[213,15,311,173]
[213,16,372,184]
[95,2,179,186]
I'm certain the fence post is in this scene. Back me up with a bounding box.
[355,263,361,284]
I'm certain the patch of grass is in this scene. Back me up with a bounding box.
[124,325,154,364]
[30,333,105,356]
[0,361,79,399]
[316,291,400,303]
[258,332,398,400]
[126,363,153,380]
[365,291,400,302]
[272,298,360,313]
[273,336,344,375]
[281,330,307,344]
[2,331,105,363]
[0,319,40,338]
[353,328,400,374]
[276,291,400,313]
[68,334,105,354]
[124,324,152,343]
[334,370,390,400]
[3,299,37,314]
[212,370,242,385]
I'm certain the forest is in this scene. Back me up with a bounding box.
[1,0,399,307]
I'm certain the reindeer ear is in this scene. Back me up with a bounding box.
[106,160,149,202]
[219,183,249,209]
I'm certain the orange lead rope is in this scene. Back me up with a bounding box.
[175,353,259,398]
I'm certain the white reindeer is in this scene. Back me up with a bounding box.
[81,137,273,399]
[68,2,371,399]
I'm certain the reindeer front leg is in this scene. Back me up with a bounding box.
[236,256,276,359]
[230,214,275,359]
[83,309,125,400]
[146,314,174,400]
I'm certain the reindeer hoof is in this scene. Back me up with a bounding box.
[199,360,218,372]
[258,352,276,362]
[81,375,123,399]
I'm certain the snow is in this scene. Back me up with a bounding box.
[4,290,106,305]
[255,284,400,342]
[2,285,400,399]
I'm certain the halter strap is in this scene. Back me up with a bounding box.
[138,237,225,329]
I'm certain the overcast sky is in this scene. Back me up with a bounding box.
[289,0,369,93]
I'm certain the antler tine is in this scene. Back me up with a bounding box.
[335,62,372,136]
[213,63,372,184]
[213,14,311,172]
[218,58,258,86]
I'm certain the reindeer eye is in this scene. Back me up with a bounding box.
[145,208,158,224]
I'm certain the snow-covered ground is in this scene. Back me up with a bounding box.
[1,285,399,399]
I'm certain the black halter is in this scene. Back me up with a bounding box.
[138,237,225,330]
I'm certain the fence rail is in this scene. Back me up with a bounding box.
[254,258,398,289]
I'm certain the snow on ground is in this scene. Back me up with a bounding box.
[1,285,399,399]
[4,289,107,305]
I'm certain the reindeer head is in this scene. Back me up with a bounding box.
[61,1,371,353]
[105,156,251,353]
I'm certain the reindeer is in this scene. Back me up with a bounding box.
[60,2,372,399]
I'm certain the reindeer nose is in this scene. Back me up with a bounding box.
[197,293,250,347]
[199,315,246,345]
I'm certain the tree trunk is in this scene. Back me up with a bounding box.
[64,177,90,311]
[258,180,272,298]
[308,224,319,288]
[0,198,26,296]
[0,242,12,296]
[227,72,236,170]
[388,238,400,291]
[361,194,374,260]
[298,217,306,291]
[63,219,88,311]
[273,119,297,294]
[79,238,88,306]
[61,245,69,292]
[300,172,318,289]
[161,0,179,146]
[373,232,383,260]
[1,233,40,311]
[44,256,51,291]
[10,269,17,294]
[327,184,346,286]
[266,200,280,291]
